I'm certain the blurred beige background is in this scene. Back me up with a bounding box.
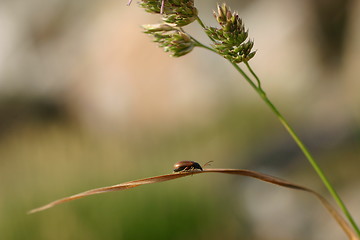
[0,0,359,239]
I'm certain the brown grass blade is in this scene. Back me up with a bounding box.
[28,172,194,214]
[202,169,359,240]
[28,168,359,240]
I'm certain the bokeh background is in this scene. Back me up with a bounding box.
[0,0,359,239]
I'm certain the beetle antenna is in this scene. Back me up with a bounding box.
[203,161,213,168]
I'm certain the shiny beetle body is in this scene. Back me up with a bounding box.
[173,161,203,172]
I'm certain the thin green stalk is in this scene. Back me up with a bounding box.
[190,15,359,233]
[196,16,215,42]
[192,39,217,53]
[244,61,262,90]
[232,61,360,236]
[196,15,207,29]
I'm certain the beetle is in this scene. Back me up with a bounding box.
[173,161,203,173]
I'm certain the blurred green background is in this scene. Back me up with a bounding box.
[0,0,359,239]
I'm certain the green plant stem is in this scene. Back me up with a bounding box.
[196,16,215,42]
[244,61,262,89]
[196,15,206,29]
[187,13,360,237]
[232,61,360,236]
[192,38,217,53]
[190,18,359,233]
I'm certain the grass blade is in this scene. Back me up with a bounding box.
[28,168,359,239]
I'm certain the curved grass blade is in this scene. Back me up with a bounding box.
[202,169,358,240]
[28,172,194,214]
[28,168,358,239]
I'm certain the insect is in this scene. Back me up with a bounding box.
[127,0,166,14]
[173,161,203,172]
[173,161,213,173]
